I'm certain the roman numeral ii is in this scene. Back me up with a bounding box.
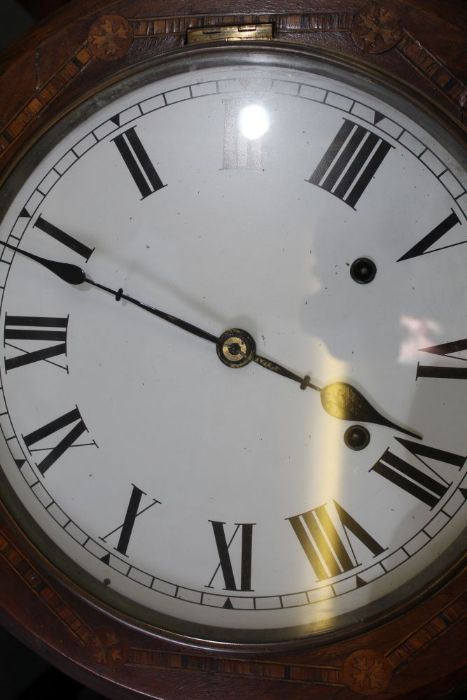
[112,127,166,199]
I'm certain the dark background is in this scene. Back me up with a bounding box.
[1,2,109,697]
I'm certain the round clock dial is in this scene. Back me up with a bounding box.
[0,47,466,644]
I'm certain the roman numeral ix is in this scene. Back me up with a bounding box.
[206,521,255,591]
[288,501,385,581]
[4,314,68,372]
[308,119,391,208]
[112,127,166,199]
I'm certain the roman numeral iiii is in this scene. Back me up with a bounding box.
[308,119,391,208]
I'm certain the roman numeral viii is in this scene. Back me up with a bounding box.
[112,127,166,199]
[4,314,68,372]
[23,407,94,475]
[370,437,465,508]
[288,501,385,581]
[416,338,467,380]
[100,484,160,557]
[206,521,255,591]
[308,119,391,208]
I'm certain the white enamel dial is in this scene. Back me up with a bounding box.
[0,50,466,643]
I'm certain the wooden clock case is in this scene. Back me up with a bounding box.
[0,1,466,698]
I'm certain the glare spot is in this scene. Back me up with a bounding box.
[239,104,270,140]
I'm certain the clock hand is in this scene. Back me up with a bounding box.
[0,241,218,344]
[3,240,421,439]
[219,330,422,439]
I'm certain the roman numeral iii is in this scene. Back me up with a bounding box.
[112,127,166,199]
[308,119,391,208]
[23,407,92,475]
[100,484,160,556]
[4,314,68,372]
[288,501,384,581]
[370,437,465,508]
[206,521,255,591]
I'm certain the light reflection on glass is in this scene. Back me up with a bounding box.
[238,104,270,140]
[399,315,441,363]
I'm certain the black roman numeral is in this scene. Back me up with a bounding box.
[416,338,467,380]
[100,484,160,556]
[370,437,465,508]
[23,407,90,475]
[112,127,165,199]
[34,215,94,261]
[4,314,68,372]
[308,119,391,208]
[397,211,463,262]
[287,501,384,581]
[206,521,254,591]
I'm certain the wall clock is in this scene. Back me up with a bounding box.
[0,1,466,698]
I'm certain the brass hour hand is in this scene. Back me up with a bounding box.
[320,382,422,439]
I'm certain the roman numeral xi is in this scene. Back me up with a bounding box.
[308,119,391,208]
[22,407,95,475]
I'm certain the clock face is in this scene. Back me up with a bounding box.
[0,48,466,644]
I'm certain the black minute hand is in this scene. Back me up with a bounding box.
[0,241,218,344]
[4,240,421,439]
